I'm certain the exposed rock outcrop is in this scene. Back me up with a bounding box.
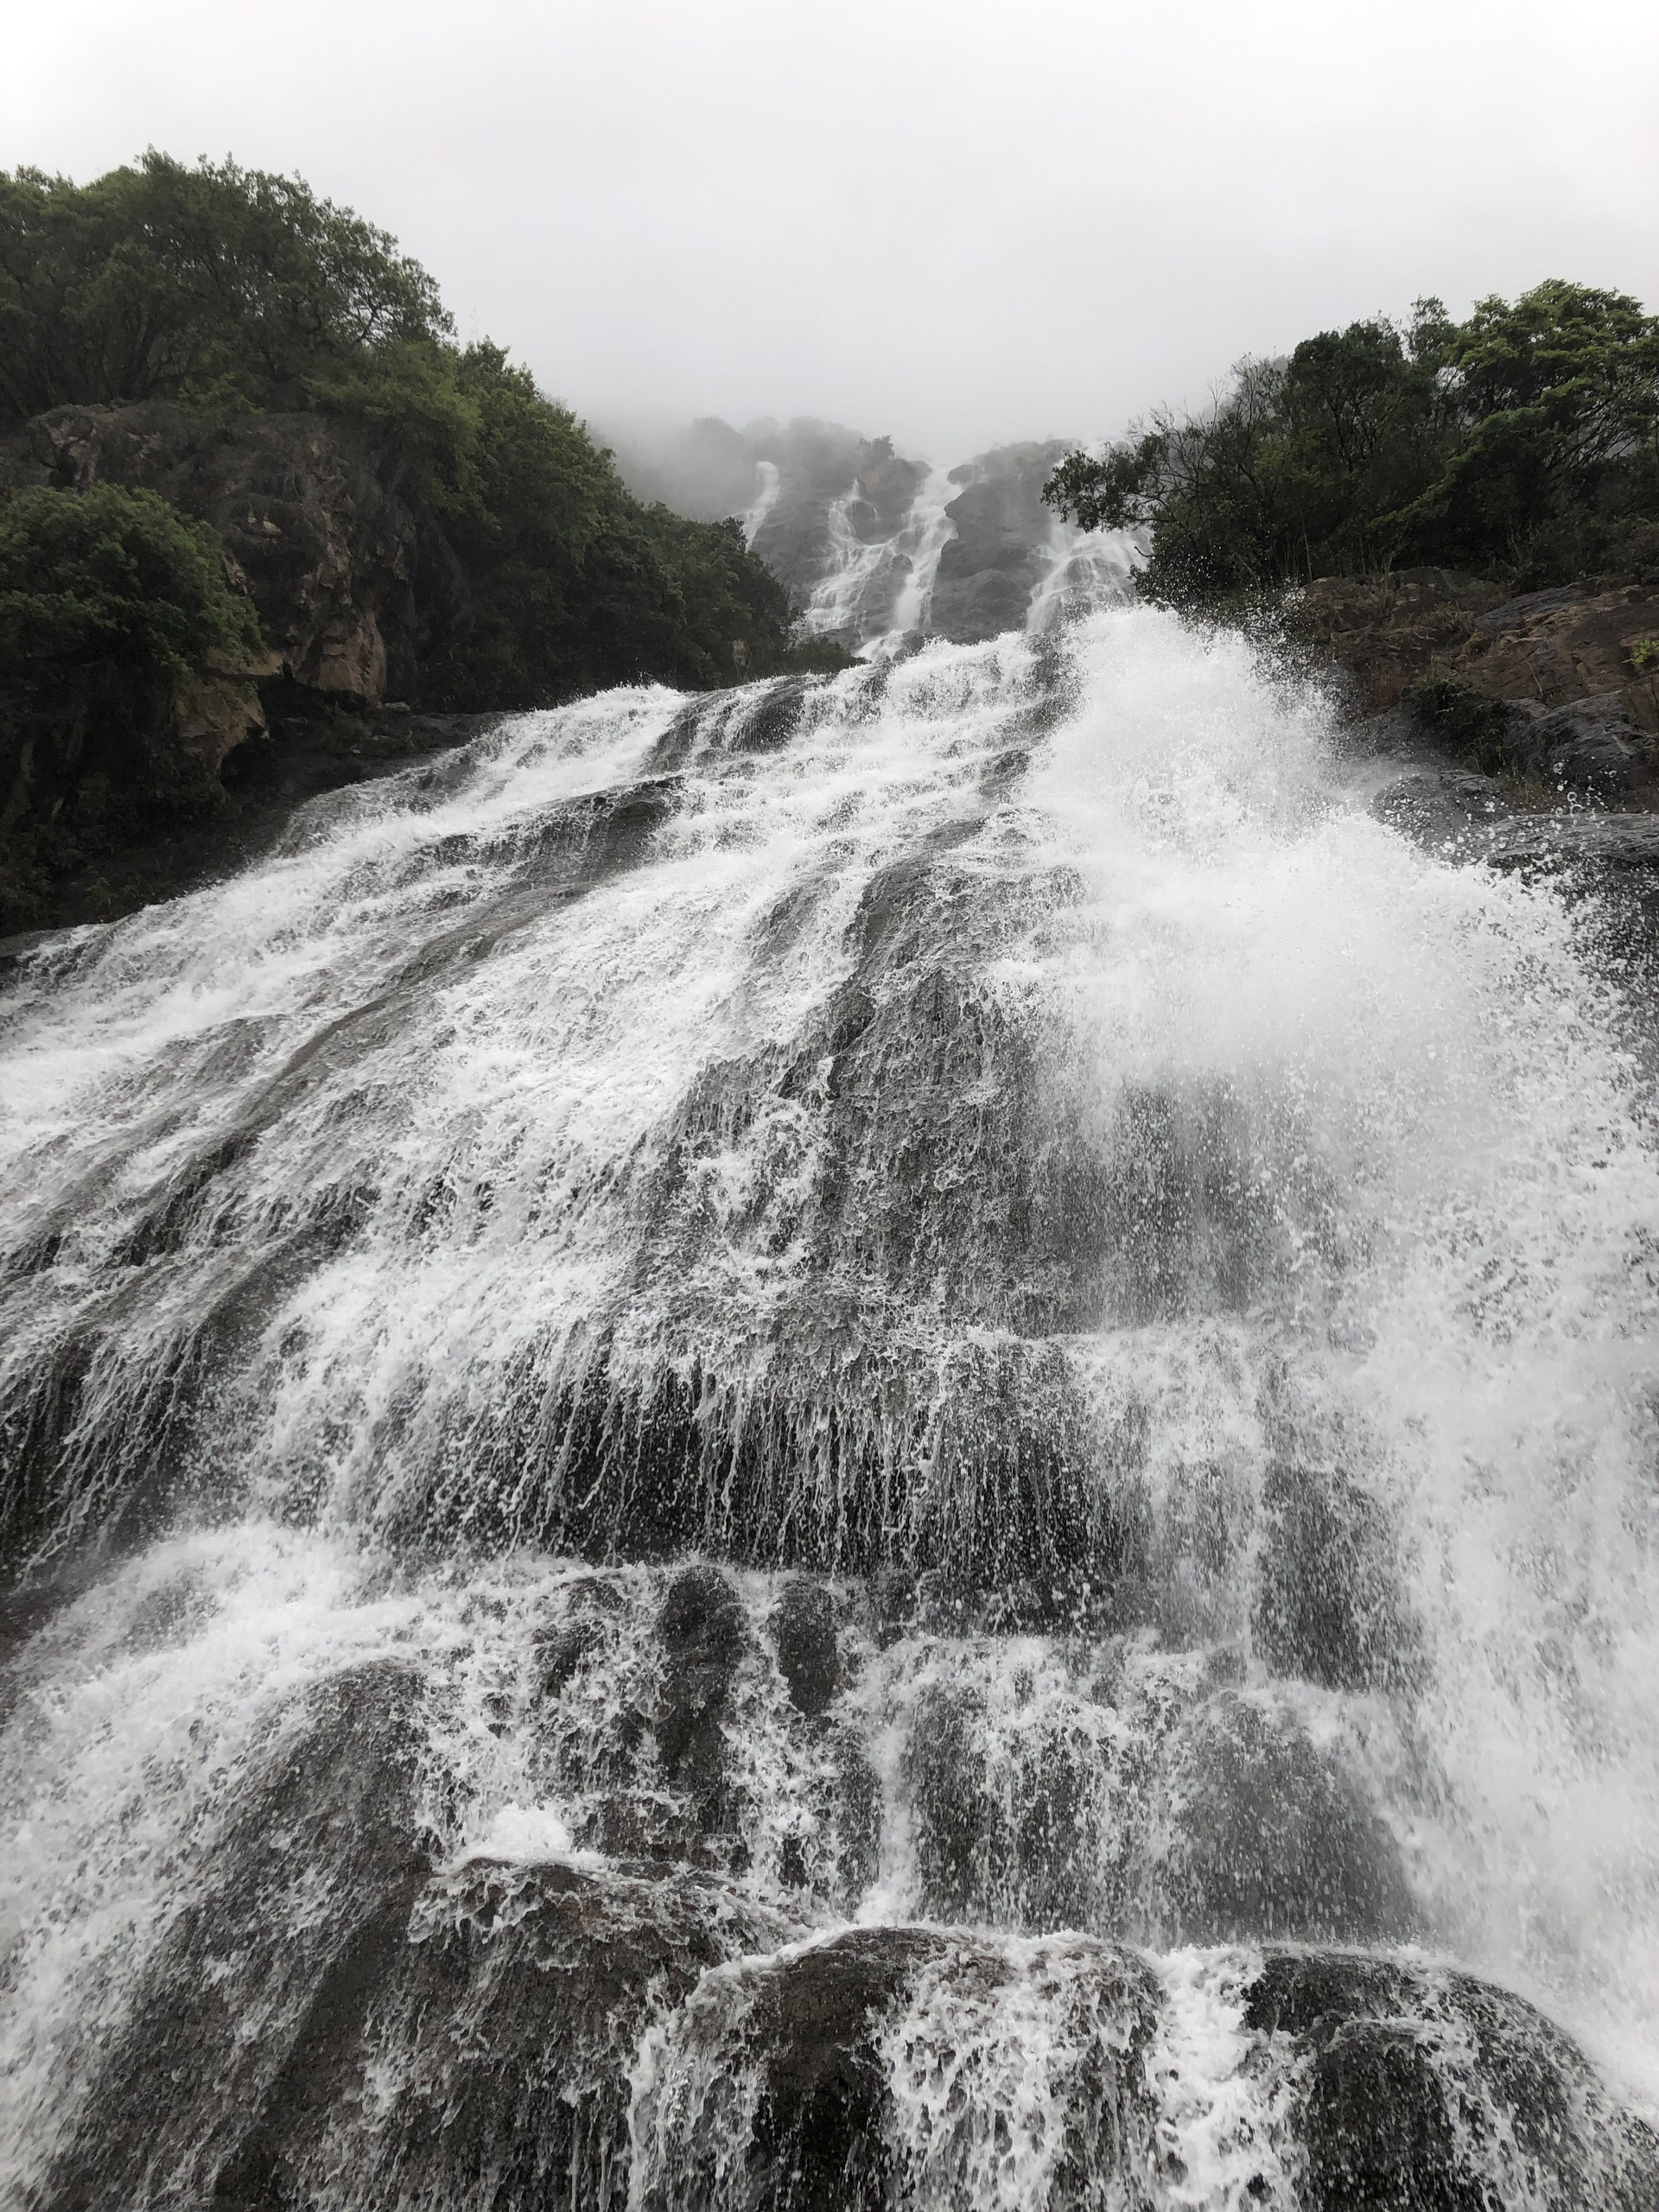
[1297,569,1659,735]
[11,402,468,709]
[0,402,477,935]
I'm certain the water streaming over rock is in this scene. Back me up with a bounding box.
[4,580,1659,2206]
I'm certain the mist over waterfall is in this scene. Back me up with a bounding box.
[5,567,1659,2206]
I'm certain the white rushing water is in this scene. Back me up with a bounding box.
[792,464,960,649]
[3,600,1659,2207]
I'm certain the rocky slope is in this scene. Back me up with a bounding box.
[1299,569,1659,966]
[1296,568,1659,733]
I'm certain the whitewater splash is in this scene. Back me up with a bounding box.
[3,604,1659,2208]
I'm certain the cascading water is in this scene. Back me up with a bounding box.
[1026,518,1141,638]
[740,460,783,551]
[791,464,960,652]
[3,598,1659,2208]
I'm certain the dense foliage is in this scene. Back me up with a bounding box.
[1045,282,1659,601]
[424,346,810,707]
[0,481,262,684]
[0,483,268,928]
[0,154,448,425]
[0,154,817,706]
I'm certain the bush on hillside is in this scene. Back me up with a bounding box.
[0,481,262,690]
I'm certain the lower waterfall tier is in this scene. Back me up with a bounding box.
[4,608,1659,2204]
[5,1534,1656,2211]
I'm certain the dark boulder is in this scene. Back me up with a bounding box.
[35,1660,429,2212]
[1254,1459,1419,1695]
[1247,1950,1659,2211]
[1370,766,1513,850]
[772,1575,841,1717]
[655,1565,749,1828]
[1524,692,1659,799]
[221,1859,793,2212]
[632,1924,1164,2212]
[1484,812,1659,963]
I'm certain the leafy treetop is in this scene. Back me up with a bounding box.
[0,152,448,425]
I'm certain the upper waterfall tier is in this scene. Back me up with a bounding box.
[603,416,1139,650]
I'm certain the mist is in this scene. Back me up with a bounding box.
[5,0,1658,461]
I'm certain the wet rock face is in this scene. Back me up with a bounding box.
[1254,1460,1418,1695]
[631,1925,1167,2212]
[16,403,466,709]
[656,1566,749,1824]
[35,1659,429,2212]
[1485,811,1659,978]
[1159,1694,1417,1944]
[229,1861,791,2212]
[1522,691,1659,797]
[929,442,1070,645]
[1461,584,1659,736]
[772,1576,840,1716]
[1300,573,1659,734]
[1370,765,1515,849]
[9,1548,1659,2211]
[740,1930,938,2212]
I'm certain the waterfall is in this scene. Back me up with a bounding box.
[740,460,782,550]
[3,605,1659,2208]
[791,465,962,652]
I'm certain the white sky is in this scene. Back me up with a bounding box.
[6,0,1658,463]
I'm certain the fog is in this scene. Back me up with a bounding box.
[5,0,1657,462]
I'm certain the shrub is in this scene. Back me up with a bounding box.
[0,481,263,688]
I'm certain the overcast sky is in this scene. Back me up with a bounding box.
[7,0,1658,463]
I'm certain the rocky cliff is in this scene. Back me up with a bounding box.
[1296,569,1659,732]
[928,442,1071,644]
[12,401,472,709]
[1294,568,1659,816]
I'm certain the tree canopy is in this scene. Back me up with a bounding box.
[0,154,448,425]
[1044,282,1659,601]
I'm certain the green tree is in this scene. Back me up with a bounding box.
[1387,281,1659,572]
[1046,283,1659,600]
[424,345,815,707]
[0,152,448,425]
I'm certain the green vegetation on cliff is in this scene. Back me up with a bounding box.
[423,344,804,705]
[0,482,270,926]
[0,482,262,684]
[0,154,818,709]
[1045,282,1659,602]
